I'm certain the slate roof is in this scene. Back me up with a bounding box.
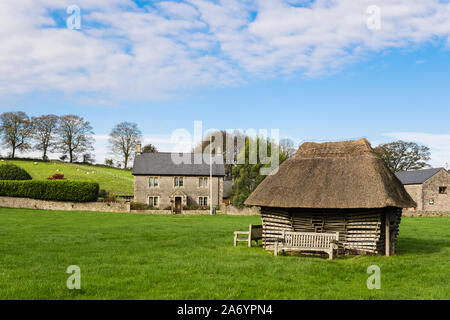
[132,152,225,176]
[395,168,444,185]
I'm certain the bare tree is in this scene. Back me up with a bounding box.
[31,114,59,160]
[374,140,431,173]
[193,130,248,179]
[57,115,94,163]
[142,143,158,153]
[279,138,297,158]
[109,122,142,169]
[0,111,33,158]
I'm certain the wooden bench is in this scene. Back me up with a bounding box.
[274,231,339,260]
[234,224,262,247]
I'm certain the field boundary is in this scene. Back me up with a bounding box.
[0,196,130,213]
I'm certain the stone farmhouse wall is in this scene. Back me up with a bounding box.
[134,175,223,208]
[403,169,450,212]
[422,169,450,211]
[404,184,423,211]
[0,196,131,212]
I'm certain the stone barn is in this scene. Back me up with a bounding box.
[245,139,416,256]
[396,168,450,212]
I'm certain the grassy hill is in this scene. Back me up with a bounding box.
[1,159,133,196]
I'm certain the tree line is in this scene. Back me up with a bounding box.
[0,111,434,206]
[0,111,157,168]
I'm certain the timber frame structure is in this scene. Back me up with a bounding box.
[260,207,401,255]
[245,139,416,256]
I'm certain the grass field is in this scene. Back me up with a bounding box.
[1,159,133,195]
[0,208,448,300]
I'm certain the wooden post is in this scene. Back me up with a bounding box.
[385,211,390,257]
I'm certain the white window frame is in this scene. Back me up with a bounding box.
[198,196,208,207]
[198,177,208,188]
[149,176,159,188]
[149,196,159,207]
[174,176,184,187]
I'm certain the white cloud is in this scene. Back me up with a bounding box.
[1,0,450,102]
[383,132,450,168]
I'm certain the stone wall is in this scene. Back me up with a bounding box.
[134,175,223,208]
[402,209,450,217]
[403,184,423,211]
[422,169,450,211]
[0,196,131,213]
[225,205,261,215]
[130,209,224,215]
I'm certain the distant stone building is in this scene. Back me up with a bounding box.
[396,168,450,211]
[132,152,225,212]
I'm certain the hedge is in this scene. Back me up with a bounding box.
[0,180,99,202]
[0,164,32,180]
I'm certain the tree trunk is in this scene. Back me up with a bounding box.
[11,146,16,159]
[69,151,73,163]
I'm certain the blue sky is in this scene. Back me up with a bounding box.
[1,0,450,166]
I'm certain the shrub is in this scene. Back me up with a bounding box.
[47,173,65,180]
[101,194,119,203]
[0,180,99,202]
[0,164,32,180]
[131,202,159,210]
[183,205,208,210]
[98,189,109,198]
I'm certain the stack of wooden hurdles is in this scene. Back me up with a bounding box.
[260,207,402,255]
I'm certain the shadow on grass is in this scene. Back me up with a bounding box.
[397,237,450,255]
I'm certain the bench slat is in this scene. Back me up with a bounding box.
[275,231,339,260]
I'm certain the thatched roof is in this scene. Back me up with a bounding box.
[245,139,416,209]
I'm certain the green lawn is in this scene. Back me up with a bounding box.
[0,208,448,300]
[1,160,133,195]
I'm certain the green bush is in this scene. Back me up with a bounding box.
[0,180,99,202]
[0,164,32,180]
[131,202,159,210]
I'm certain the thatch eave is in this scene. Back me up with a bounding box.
[244,139,417,209]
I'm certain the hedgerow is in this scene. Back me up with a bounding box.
[0,180,99,202]
[0,164,32,180]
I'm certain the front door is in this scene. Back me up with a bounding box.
[175,197,182,213]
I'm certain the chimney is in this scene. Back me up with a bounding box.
[137,143,142,155]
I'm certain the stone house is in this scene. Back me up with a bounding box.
[132,152,225,212]
[395,168,450,211]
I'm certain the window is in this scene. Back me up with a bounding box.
[429,198,435,205]
[149,177,159,187]
[199,177,208,188]
[174,177,184,187]
[439,187,447,194]
[149,196,159,207]
[199,197,208,207]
